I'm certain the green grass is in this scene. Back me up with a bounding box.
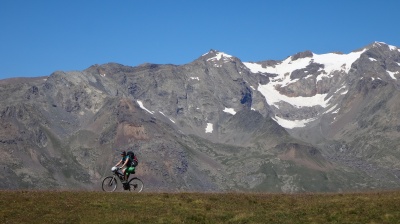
[1,190,400,223]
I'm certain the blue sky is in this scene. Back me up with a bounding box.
[1,0,399,79]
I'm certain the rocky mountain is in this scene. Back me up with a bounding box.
[1,42,400,192]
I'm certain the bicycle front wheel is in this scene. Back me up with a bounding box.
[102,176,118,192]
[128,177,144,193]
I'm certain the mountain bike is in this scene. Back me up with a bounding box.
[102,167,144,192]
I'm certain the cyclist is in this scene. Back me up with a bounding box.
[114,151,135,183]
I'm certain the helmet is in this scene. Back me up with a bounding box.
[111,166,118,171]
[121,151,126,156]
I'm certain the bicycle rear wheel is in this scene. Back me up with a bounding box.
[128,177,144,193]
[102,176,117,192]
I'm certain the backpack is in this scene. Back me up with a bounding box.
[127,151,138,167]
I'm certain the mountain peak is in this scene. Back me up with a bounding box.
[364,41,399,52]
[290,50,313,61]
[199,50,236,64]
[202,49,233,58]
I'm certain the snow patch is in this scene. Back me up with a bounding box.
[137,100,154,114]
[257,84,330,108]
[159,111,175,123]
[324,104,338,114]
[387,71,399,80]
[304,74,313,79]
[272,116,317,129]
[334,85,346,94]
[313,50,365,74]
[332,108,340,114]
[244,49,365,78]
[389,45,397,51]
[369,57,377,62]
[223,107,236,115]
[244,49,365,111]
[205,123,213,133]
[207,52,233,62]
[189,77,200,80]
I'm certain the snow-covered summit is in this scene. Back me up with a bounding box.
[201,50,235,63]
[244,49,365,77]
[369,41,399,51]
[242,47,369,129]
[242,41,400,129]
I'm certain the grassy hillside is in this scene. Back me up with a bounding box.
[1,190,400,223]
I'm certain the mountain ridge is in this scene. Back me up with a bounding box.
[1,41,400,192]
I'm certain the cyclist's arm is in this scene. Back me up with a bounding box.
[122,159,129,167]
[115,159,122,167]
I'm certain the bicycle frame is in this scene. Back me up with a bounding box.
[102,168,143,192]
[113,170,125,181]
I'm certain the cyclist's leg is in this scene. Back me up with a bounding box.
[125,167,135,180]
[122,168,128,182]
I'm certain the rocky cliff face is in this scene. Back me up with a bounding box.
[1,42,400,192]
[245,42,400,189]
